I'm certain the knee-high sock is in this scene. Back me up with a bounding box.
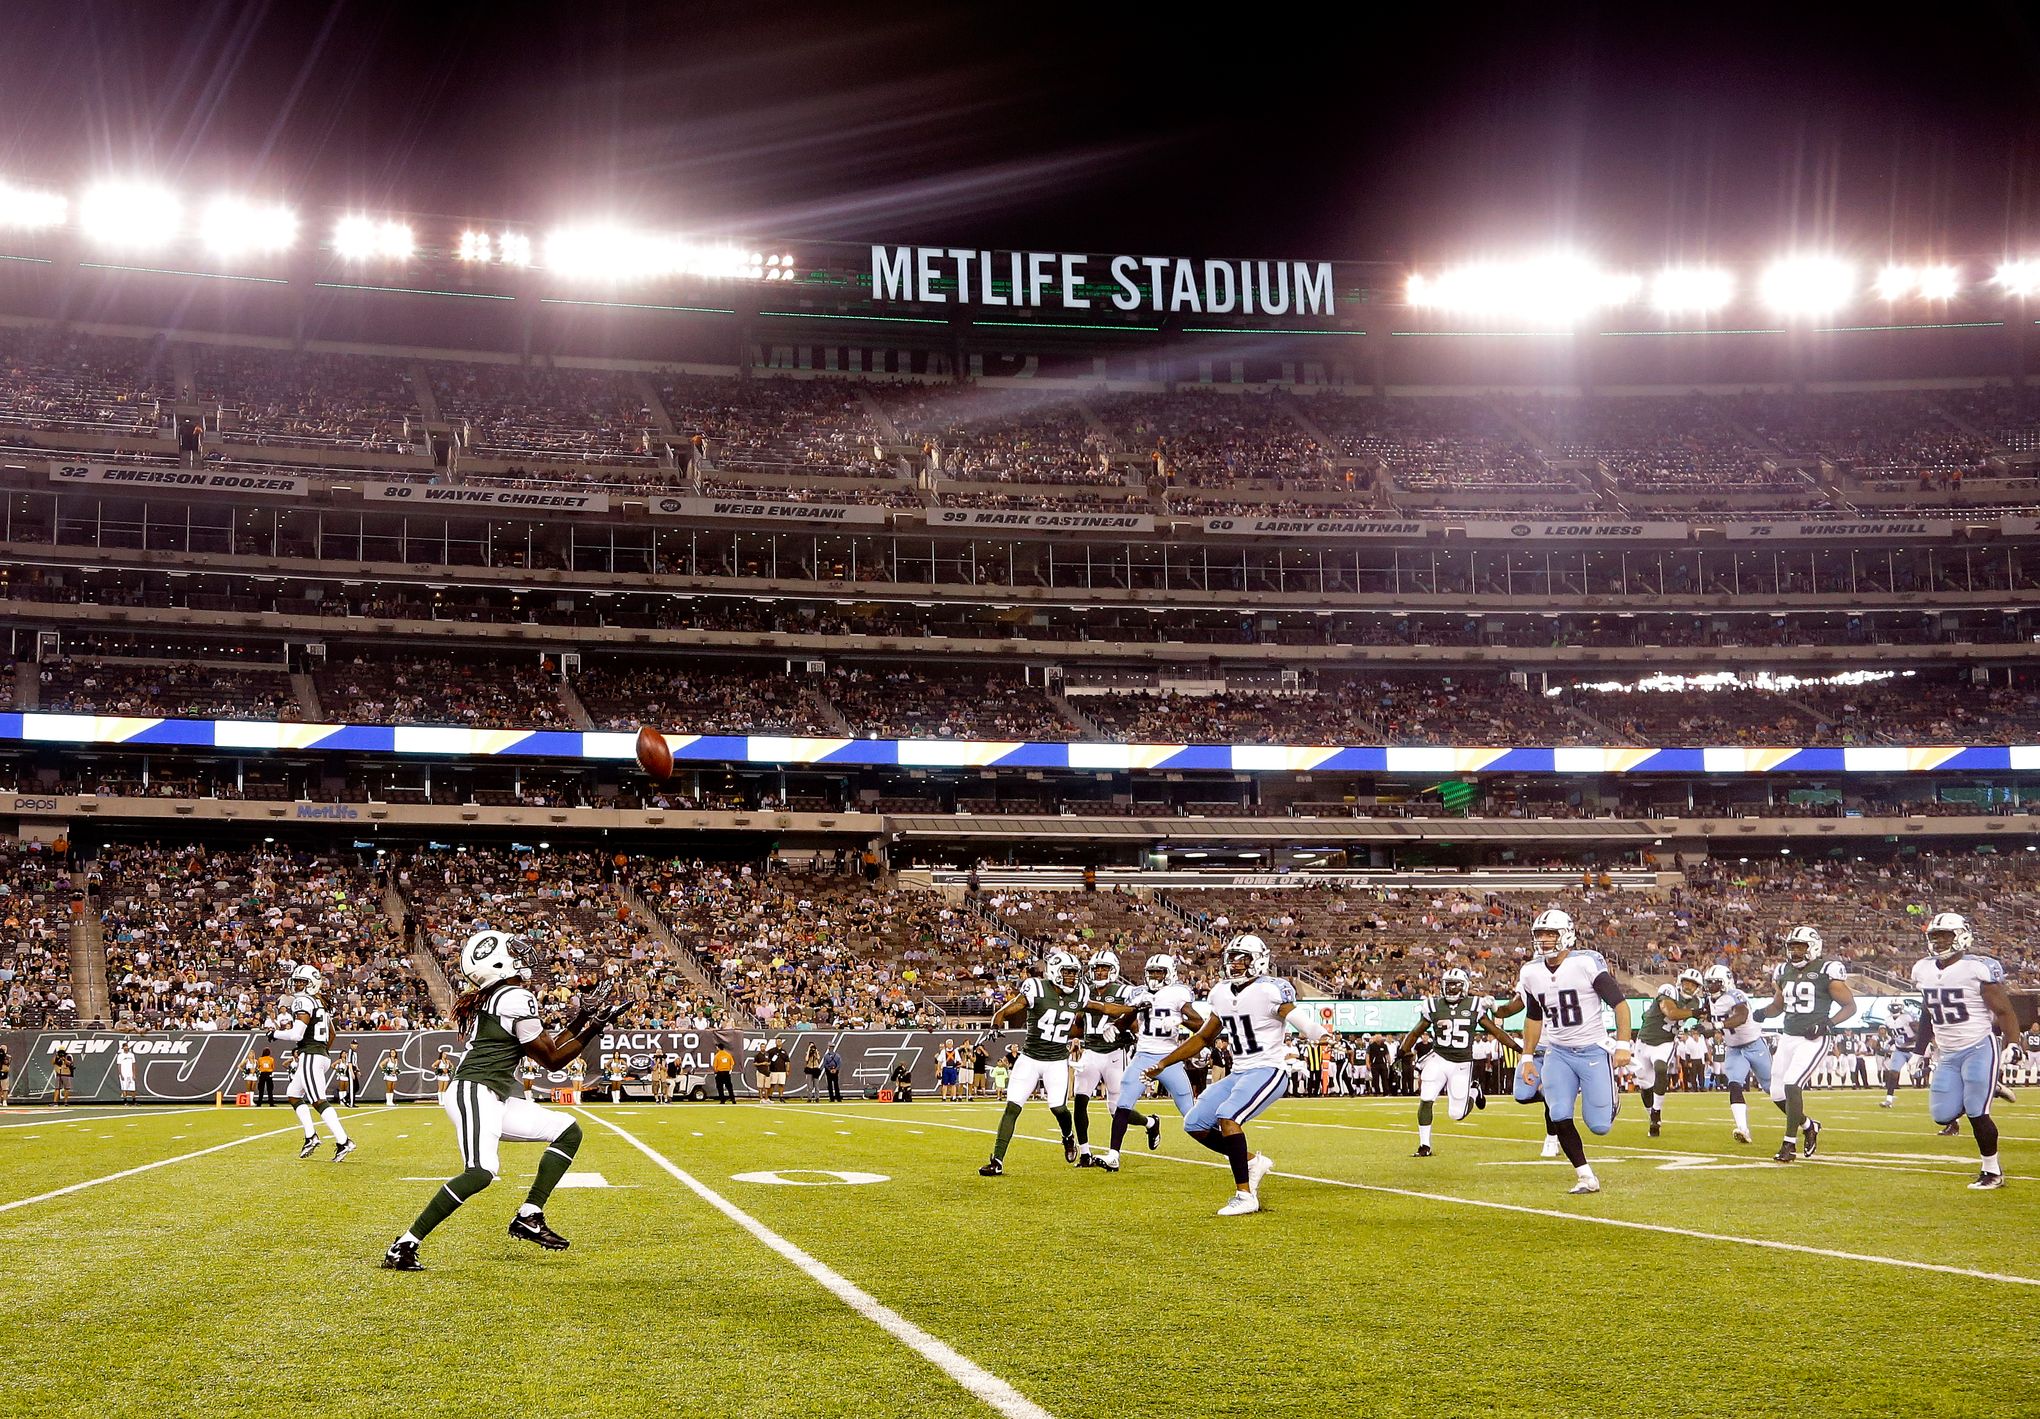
[1073,1095,1090,1147]
[319,1105,350,1146]
[525,1122,582,1210]
[1189,1127,1228,1157]
[1110,1105,1145,1153]
[1551,1118,1588,1168]
[1882,1071,1899,1095]
[1782,1085,1805,1139]
[1972,1114,2001,1166]
[406,1165,493,1241]
[991,1102,1022,1162]
[1544,1111,1559,1136]
[1641,1087,1658,1114]
[1049,1105,1074,1143]
[1219,1129,1252,1187]
[1417,1096,1435,1146]
[293,1103,318,1139]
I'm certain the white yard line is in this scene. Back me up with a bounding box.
[574,1109,1057,1419]
[0,1107,215,1131]
[806,1108,2040,1290]
[0,1124,303,1214]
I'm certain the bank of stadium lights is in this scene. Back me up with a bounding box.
[1405,254,1639,323]
[456,229,532,267]
[199,196,297,257]
[541,223,791,281]
[1759,255,1856,317]
[332,214,413,261]
[0,179,66,230]
[1996,260,2040,298]
[78,181,182,250]
[1875,263,1960,302]
[1649,266,1735,315]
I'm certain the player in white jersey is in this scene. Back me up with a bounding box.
[1142,935,1326,1216]
[1912,913,2021,1189]
[1879,1000,1923,1107]
[1702,964,1768,1145]
[271,964,354,1162]
[1510,910,1633,1194]
[115,1041,138,1104]
[1096,954,1206,1172]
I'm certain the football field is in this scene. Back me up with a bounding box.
[2,1092,2034,1419]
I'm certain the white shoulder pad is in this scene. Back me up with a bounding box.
[1977,956,2007,984]
[1271,978,1296,1005]
[1021,978,1041,1004]
[495,987,540,1020]
[1821,960,1848,981]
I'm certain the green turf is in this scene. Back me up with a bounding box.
[0,1092,2033,1419]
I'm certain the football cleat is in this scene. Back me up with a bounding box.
[1801,1120,1822,1159]
[1472,1088,1486,1111]
[298,1137,322,1160]
[508,1211,569,1251]
[332,1140,357,1163]
[978,1158,1003,1177]
[1096,1152,1120,1173]
[1938,1121,1961,1137]
[1879,1097,1895,1108]
[1216,1191,1261,1217]
[1567,1175,1600,1194]
[1076,1153,1097,1168]
[1063,1135,1079,1165]
[1994,1084,2017,1104]
[1968,1170,2006,1191]
[1733,1128,1753,1145]
[1540,1136,1560,1158]
[1246,1152,1273,1195]
[1413,1144,1434,1157]
[1145,1114,1162,1151]
[1774,1142,1797,1163]
[1647,1118,1661,1138]
[379,1240,423,1272]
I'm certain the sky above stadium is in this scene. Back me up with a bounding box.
[2,1,2038,263]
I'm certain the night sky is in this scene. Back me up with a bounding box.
[1,1,2037,263]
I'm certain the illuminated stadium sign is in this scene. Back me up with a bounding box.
[869,245,1336,315]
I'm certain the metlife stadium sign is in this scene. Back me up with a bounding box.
[870,246,1336,316]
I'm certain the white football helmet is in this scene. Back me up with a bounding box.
[1441,967,1469,1001]
[1088,949,1121,986]
[1143,954,1180,989]
[1926,911,1971,963]
[1223,934,1270,985]
[1703,963,1734,995]
[460,929,530,990]
[1676,968,1704,998]
[1784,925,1823,967]
[1531,908,1576,961]
[287,963,323,997]
[1043,949,1083,992]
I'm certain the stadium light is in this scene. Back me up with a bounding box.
[1759,255,1856,317]
[1649,266,1734,315]
[199,196,297,257]
[497,230,532,267]
[79,181,181,250]
[543,224,768,281]
[456,229,493,263]
[0,179,67,230]
[1875,263,1960,302]
[1995,259,2040,298]
[333,214,413,261]
[1404,254,1641,323]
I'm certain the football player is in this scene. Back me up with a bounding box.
[381,930,625,1270]
[1755,926,1855,1163]
[1632,969,1705,1136]
[1880,999,1924,1108]
[1071,951,1137,1166]
[1512,909,1632,1194]
[1912,912,2021,1189]
[1395,967,1516,1155]
[1140,934,1328,1216]
[1095,953,1206,1172]
[1703,963,1770,1144]
[979,950,1136,1176]
[273,964,354,1162]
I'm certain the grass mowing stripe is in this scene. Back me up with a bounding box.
[0,1107,214,1130]
[575,1108,1058,1419]
[0,1123,305,1214]
[813,1108,2040,1290]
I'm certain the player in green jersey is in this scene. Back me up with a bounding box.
[1395,967,1518,1155]
[1072,950,1140,1167]
[1755,925,1855,1162]
[978,949,1138,1176]
[272,963,354,1161]
[382,931,625,1271]
[1633,969,1707,1136]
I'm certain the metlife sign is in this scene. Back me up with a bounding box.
[870,246,1336,317]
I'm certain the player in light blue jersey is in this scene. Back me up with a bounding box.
[1912,913,2022,1189]
[1880,999,1923,1108]
[1141,934,1326,1216]
[1702,963,1769,1145]
[1096,954,1206,1172]
[1511,909,1633,1194]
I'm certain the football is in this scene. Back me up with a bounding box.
[634,725,674,780]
